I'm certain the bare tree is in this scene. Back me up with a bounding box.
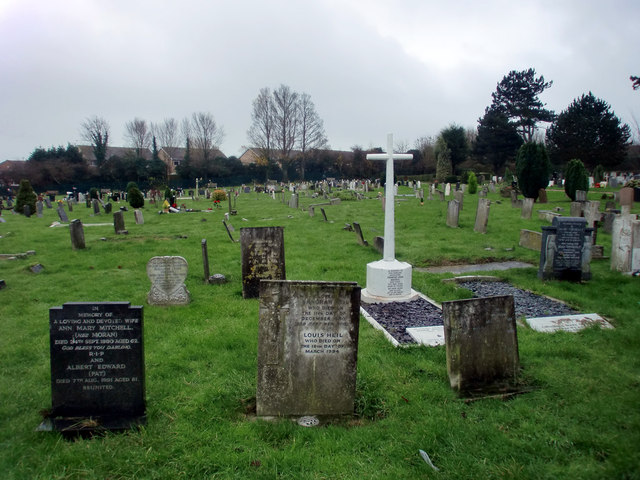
[152,118,181,158]
[189,112,224,163]
[273,84,300,181]
[247,87,276,164]
[124,118,151,157]
[297,92,328,180]
[80,116,110,167]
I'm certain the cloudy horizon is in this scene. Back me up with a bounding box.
[1,0,638,161]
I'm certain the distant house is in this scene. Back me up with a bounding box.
[0,160,24,188]
[76,145,152,168]
[159,147,227,175]
[239,148,265,166]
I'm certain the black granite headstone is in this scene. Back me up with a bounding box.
[539,217,593,281]
[40,302,145,433]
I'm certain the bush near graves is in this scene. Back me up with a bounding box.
[467,172,478,194]
[89,187,99,200]
[564,158,589,201]
[126,181,139,193]
[15,179,37,215]
[212,189,227,202]
[593,164,605,184]
[128,187,145,208]
[515,142,550,200]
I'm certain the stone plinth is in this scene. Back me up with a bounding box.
[362,259,415,302]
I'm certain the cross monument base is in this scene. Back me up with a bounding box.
[361,259,418,303]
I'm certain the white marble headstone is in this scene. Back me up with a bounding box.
[147,256,190,305]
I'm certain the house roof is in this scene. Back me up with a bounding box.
[77,145,152,161]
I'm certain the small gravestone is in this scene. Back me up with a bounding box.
[69,219,86,250]
[56,205,68,223]
[244,186,251,194]
[619,187,634,207]
[444,183,451,196]
[519,229,542,251]
[570,202,583,217]
[44,197,52,209]
[36,201,43,217]
[66,199,73,212]
[240,226,286,299]
[223,220,237,242]
[23,204,31,217]
[373,236,384,255]
[113,211,126,234]
[92,199,100,214]
[257,280,360,417]
[353,222,368,246]
[39,302,145,433]
[521,198,534,219]
[320,208,328,222]
[539,217,593,281]
[146,256,190,305]
[201,239,210,281]
[538,188,548,203]
[575,190,587,202]
[442,295,519,396]
[474,199,491,234]
[454,190,464,210]
[510,189,518,207]
[437,190,445,202]
[289,193,298,209]
[30,264,44,274]
[104,203,112,214]
[446,200,459,228]
[134,210,144,225]
[308,206,315,217]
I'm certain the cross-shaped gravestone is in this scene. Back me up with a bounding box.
[362,133,416,301]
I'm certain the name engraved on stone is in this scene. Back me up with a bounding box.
[241,227,285,299]
[386,270,405,296]
[47,302,145,426]
[147,256,190,305]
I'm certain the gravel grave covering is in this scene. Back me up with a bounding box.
[361,281,578,345]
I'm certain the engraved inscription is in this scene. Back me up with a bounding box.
[386,269,405,296]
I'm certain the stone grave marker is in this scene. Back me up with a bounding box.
[437,190,445,202]
[201,239,210,282]
[223,220,238,242]
[39,302,145,433]
[113,211,126,234]
[240,226,286,299]
[289,193,298,209]
[445,183,451,196]
[353,222,368,246]
[521,198,534,219]
[66,199,73,212]
[146,256,190,305]
[539,217,593,281]
[320,208,328,222]
[538,188,548,203]
[570,202,583,217]
[619,187,634,207]
[257,280,360,417]
[24,204,31,217]
[92,199,100,214]
[373,236,384,255]
[308,206,315,217]
[134,209,144,225]
[36,201,43,217]
[454,190,464,210]
[104,203,112,214]
[44,197,52,209]
[446,200,460,228]
[474,199,491,234]
[611,215,639,272]
[69,219,86,250]
[526,313,613,333]
[442,295,519,395]
[519,229,542,251]
[56,205,68,223]
[575,190,587,202]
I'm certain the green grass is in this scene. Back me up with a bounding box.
[0,187,639,479]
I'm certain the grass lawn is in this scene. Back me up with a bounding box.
[0,186,639,479]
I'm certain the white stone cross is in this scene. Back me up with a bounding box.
[367,133,412,262]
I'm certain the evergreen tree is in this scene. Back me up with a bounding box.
[467,172,478,194]
[438,124,469,175]
[564,159,589,201]
[128,187,145,208]
[515,143,550,200]
[475,106,523,174]
[435,136,452,183]
[15,179,37,215]
[546,92,631,169]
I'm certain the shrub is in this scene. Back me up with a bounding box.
[564,159,589,201]
[503,167,514,184]
[128,187,145,208]
[467,172,478,194]
[212,189,227,202]
[126,181,139,193]
[15,179,37,215]
[515,142,550,200]
[89,187,99,200]
[593,165,605,184]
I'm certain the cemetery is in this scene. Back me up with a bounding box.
[0,176,639,478]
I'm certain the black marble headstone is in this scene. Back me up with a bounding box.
[539,217,593,281]
[40,302,145,433]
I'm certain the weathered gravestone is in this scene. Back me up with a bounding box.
[619,187,634,208]
[134,209,144,225]
[611,215,640,273]
[519,229,542,251]
[446,200,460,228]
[57,205,68,223]
[92,199,100,215]
[352,222,368,246]
[23,205,31,217]
[575,190,587,202]
[36,201,43,217]
[454,190,464,210]
[537,188,548,203]
[570,202,583,218]
[223,220,238,242]
[289,193,298,209]
[257,280,360,417]
[474,199,491,234]
[320,208,328,222]
[69,219,86,250]
[66,199,73,212]
[240,226,286,299]
[39,302,145,433]
[44,197,52,209]
[113,211,126,234]
[201,239,210,282]
[104,203,112,214]
[521,198,534,219]
[442,295,519,396]
[146,256,190,305]
[539,217,593,281]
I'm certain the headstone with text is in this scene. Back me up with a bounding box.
[240,226,286,299]
[146,256,190,305]
[257,280,360,417]
[539,217,593,281]
[39,302,145,433]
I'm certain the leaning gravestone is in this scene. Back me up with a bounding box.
[353,222,368,246]
[92,199,100,215]
[474,199,491,234]
[113,211,126,234]
[240,226,286,299]
[57,205,68,223]
[454,190,464,210]
[134,210,144,225]
[442,295,519,396]
[36,201,43,217]
[146,256,190,305]
[257,280,360,417]
[39,302,145,433]
[69,219,86,250]
[539,217,593,281]
[44,197,52,209]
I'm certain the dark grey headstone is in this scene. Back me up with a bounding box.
[257,280,360,416]
[69,219,86,250]
[240,227,285,299]
[223,220,237,242]
[56,205,68,223]
[92,199,100,214]
[44,198,52,209]
[113,211,126,234]
[352,222,368,246]
[539,217,593,281]
[104,203,113,214]
[36,201,43,217]
[201,239,210,282]
[66,199,73,212]
[0,279,6,289]
[373,236,384,255]
[320,208,328,222]
[23,205,31,217]
[442,295,519,396]
[41,302,145,432]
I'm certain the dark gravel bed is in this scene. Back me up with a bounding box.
[361,282,578,345]
[361,298,443,344]
[460,281,578,318]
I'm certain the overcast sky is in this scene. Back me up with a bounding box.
[1,0,638,161]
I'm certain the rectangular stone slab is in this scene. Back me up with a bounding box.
[526,313,612,332]
[257,280,360,417]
